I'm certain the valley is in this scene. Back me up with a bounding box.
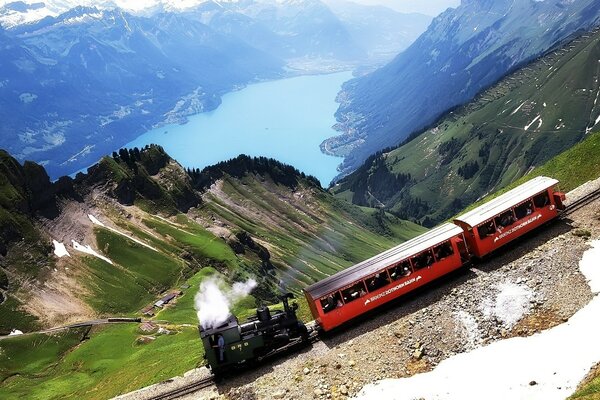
[0,0,431,180]
[333,26,600,226]
[328,0,600,175]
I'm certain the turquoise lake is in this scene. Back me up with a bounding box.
[124,71,352,186]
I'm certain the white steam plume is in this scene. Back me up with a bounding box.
[195,277,257,329]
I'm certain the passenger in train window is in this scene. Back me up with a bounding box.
[402,264,412,276]
[478,221,496,238]
[336,298,343,308]
[496,211,515,229]
[434,243,453,260]
[322,294,339,313]
[389,266,400,280]
[442,243,454,257]
[412,257,423,270]
[425,253,434,266]
[367,273,389,292]
[515,201,534,219]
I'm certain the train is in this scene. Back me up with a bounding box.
[199,293,310,375]
[200,176,566,373]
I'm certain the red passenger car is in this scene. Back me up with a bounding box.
[303,224,468,331]
[453,176,565,258]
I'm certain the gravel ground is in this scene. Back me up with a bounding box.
[117,178,600,400]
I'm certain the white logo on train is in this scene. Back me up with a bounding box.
[364,275,422,306]
[493,214,542,243]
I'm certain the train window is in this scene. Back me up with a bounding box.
[412,250,434,271]
[388,260,412,281]
[495,210,516,229]
[478,220,496,238]
[366,271,390,292]
[533,191,550,208]
[433,242,454,260]
[341,281,368,304]
[514,200,534,219]
[320,292,343,313]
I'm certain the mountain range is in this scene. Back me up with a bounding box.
[332,25,600,226]
[0,0,430,180]
[327,0,600,176]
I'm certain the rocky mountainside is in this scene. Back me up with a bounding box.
[332,26,600,226]
[327,0,600,176]
[0,145,423,335]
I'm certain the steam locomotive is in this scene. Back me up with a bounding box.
[200,293,311,375]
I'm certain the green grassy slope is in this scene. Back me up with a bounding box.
[199,174,425,290]
[0,325,200,400]
[333,27,600,226]
[0,150,425,399]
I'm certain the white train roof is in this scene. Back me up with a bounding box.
[304,223,463,300]
[454,176,559,228]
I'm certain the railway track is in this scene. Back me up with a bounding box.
[146,375,215,400]
[563,187,600,216]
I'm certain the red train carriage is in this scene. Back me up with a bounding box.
[453,176,566,258]
[303,223,469,331]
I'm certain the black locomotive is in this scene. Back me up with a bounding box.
[200,293,311,374]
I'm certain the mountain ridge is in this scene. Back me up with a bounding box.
[0,144,424,335]
[326,0,600,176]
[332,25,600,226]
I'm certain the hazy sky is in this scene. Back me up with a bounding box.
[350,0,461,16]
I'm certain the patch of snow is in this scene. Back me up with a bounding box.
[88,214,158,252]
[52,240,70,258]
[480,282,535,329]
[357,241,600,400]
[510,101,526,115]
[8,329,23,336]
[88,214,105,227]
[524,115,541,131]
[454,310,481,350]
[71,240,113,265]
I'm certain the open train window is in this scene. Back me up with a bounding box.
[320,292,343,313]
[433,241,454,261]
[495,210,516,229]
[388,260,412,281]
[366,271,390,292]
[514,200,534,220]
[533,191,550,208]
[412,250,434,271]
[478,220,496,238]
[341,281,367,304]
